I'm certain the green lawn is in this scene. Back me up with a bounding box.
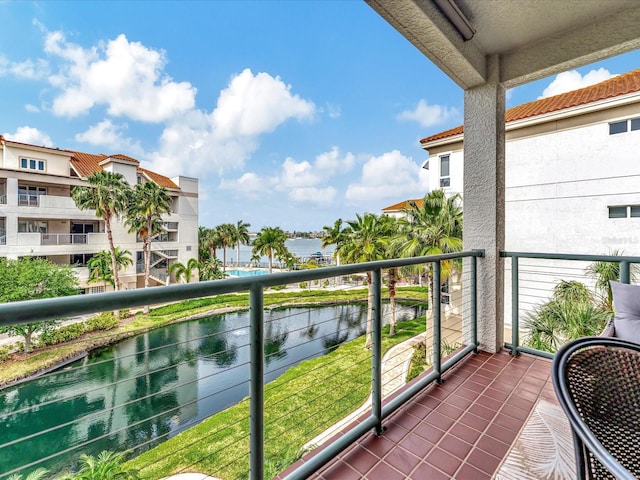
[127,317,426,479]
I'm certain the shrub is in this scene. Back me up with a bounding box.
[270,285,286,291]
[0,345,10,363]
[85,312,119,332]
[37,322,85,347]
[298,282,308,289]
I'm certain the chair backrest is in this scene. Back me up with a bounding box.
[552,337,640,480]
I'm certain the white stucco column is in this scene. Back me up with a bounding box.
[463,55,505,353]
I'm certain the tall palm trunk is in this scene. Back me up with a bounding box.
[267,251,273,274]
[222,243,227,273]
[236,243,241,267]
[105,215,120,291]
[389,267,397,336]
[365,272,373,349]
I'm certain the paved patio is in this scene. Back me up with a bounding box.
[278,349,570,479]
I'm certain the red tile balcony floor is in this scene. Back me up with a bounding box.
[278,349,562,480]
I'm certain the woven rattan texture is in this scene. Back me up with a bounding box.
[566,346,640,479]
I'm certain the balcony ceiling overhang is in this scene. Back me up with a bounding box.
[366,0,640,89]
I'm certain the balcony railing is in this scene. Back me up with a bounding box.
[0,251,482,479]
[18,193,40,207]
[0,195,6,205]
[502,251,640,358]
[41,233,88,245]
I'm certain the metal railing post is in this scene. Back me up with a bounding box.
[249,285,264,480]
[511,256,519,356]
[433,261,442,383]
[371,268,383,435]
[621,260,631,284]
[471,256,478,352]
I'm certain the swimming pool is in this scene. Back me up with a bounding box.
[226,269,269,277]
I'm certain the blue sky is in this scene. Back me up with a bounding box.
[2,1,640,232]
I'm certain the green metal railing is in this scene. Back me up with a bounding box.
[0,250,483,480]
[501,251,640,359]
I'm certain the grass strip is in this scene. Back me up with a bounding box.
[127,317,426,479]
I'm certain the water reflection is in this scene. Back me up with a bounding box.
[0,303,425,476]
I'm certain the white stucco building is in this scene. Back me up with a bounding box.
[0,136,199,292]
[420,69,640,318]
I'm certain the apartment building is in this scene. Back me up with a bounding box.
[0,136,199,292]
[420,68,640,318]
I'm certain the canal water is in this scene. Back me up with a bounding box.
[0,303,425,475]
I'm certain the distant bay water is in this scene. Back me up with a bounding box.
[224,237,333,266]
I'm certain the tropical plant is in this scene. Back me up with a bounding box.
[394,189,463,358]
[87,248,133,289]
[7,468,49,480]
[586,250,632,310]
[321,218,345,266]
[231,220,251,267]
[199,257,225,280]
[0,257,79,352]
[215,223,235,273]
[72,171,131,291]
[337,213,391,348]
[198,226,223,263]
[168,258,200,284]
[126,180,172,292]
[58,451,140,479]
[252,226,289,274]
[524,280,610,353]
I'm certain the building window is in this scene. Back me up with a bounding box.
[89,286,106,294]
[71,253,94,267]
[18,220,47,233]
[186,245,192,251]
[440,155,450,187]
[18,185,46,206]
[631,206,640,217]
[20,157,46,171]
[609,206,628,218]
[609,117,640,135]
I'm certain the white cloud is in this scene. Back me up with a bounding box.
[345,150,429,202]
[75,119,144,156]
[211,69,315,139]
[326,103,342,119]
[44,31,196,121]
[539,68,615,99]
[0,56,49,80]
[289,186,336,203]
[397,99,458,127]
[147,68,316,178]
[219,147,353,205]
[3,126,54,147]
[219,172,272,194]
[25,104,40,113]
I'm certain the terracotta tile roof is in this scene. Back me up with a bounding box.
[138,167,179,189]
[421,68,640,144]
[68,150,179,190]
[382,198,424,211]
[69,151,109,178]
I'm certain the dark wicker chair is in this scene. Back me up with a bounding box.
[552,337,640,480]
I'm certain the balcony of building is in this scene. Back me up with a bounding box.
[0,250,633,479]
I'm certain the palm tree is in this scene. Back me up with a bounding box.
[338,213,390,348]
[586,250,630,310]
[200,257,225,280]
[72,171,131,291]
[125,181,172,292]
[395,189,463,357]
[321,219,345,266]
[231,220,251,267]
[168,258,200,284]
[381,215,402,335]
[252,226,288,273]
[87,248,133,290]
[215,223,235,273]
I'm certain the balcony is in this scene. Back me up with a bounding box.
[0,251,634,479]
